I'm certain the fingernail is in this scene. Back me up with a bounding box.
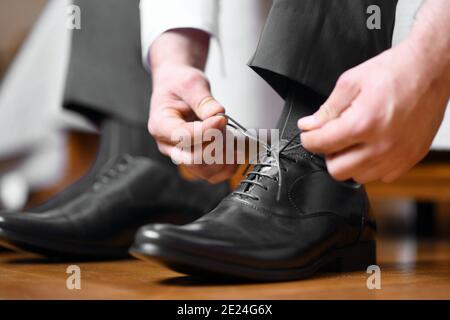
[206,115,227,129]
[298,115,319,129]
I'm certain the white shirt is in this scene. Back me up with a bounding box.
[140,0,283,130]
[140,0,450,148]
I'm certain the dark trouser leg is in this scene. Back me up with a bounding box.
[64,0,151,127]
[249,0,398,140]
[62,0,171,163]
[277,82,325,140]
[30,0,173,211]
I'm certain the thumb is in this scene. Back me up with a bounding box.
[298,72,360,131]
[195,96,225,120]
[176,72,225,120]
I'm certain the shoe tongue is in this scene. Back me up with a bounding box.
[252,150,279,174]
[241,148,279,193]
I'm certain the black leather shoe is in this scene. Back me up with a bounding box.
[0,155,228,258]
[31,118,172,213]
[131,125,376,281]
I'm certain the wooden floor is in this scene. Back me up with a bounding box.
[0,238,449,300]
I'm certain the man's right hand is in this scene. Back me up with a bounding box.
[148,29,238,183]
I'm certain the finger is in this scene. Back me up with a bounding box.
[381,163,413,183]
[381,169,404,183]
[155,141,173,157]
[151,107,227,146]
[325,144,372,181]
[159,140,210,165]
[166,141,207,165]
[156,142,192,165]
[352,161,390,184]
[175,74,225,120]
[166,136,232,166]
[301,112,362,154]
[298,72,360,131]
[354,152,410,184]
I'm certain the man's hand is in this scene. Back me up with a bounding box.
[148,29,237,183]
[299,42,448,184]
[298,0,450,183]
[298,0,450,184]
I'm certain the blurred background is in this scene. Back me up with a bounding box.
[0,0,449,241]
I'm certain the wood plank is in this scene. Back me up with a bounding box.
[365,164,450,201]
[0,239,449,299]
[0,0,47,77]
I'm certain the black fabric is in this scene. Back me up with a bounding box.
[277,82,326,140]
[64,0,151,126]
[249,0,398,99]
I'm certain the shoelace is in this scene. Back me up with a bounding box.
[92,154,134,191]
[219,113,307,201]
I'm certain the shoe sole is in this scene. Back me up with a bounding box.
[0,227,129,259]
[130,240,376,282]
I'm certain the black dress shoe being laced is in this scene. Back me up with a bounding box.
[0,155,228,258]
[130,116,376,281]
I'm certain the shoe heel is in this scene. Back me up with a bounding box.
[324,241,377,272]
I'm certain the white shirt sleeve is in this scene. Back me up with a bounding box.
[139,0,220,71]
